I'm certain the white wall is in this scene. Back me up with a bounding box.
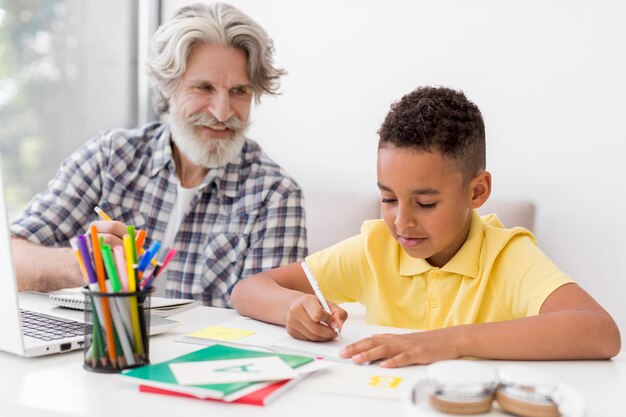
[164,1,626,336]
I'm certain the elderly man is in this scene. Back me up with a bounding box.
[10,3,307,307]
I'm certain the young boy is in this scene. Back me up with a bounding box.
[231,86,621,367]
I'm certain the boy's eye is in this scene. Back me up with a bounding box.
[381,197,397,204]
[417,202,437,209]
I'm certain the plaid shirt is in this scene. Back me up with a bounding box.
[10,122,307,306]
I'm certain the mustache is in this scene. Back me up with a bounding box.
[185,112,248,131]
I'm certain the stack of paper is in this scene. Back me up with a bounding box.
[119,344,330,406]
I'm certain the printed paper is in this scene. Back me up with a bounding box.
[170,356,298,385]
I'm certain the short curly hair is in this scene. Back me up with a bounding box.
[378,86,485,182]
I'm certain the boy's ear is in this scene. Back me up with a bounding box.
[468,171,491,209]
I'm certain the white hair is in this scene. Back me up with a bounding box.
[147,2,285,115]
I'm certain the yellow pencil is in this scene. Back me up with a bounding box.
[94,206,112,221]
[124,235,144,356]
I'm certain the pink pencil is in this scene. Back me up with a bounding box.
[141,248,177,290]
[113,245,129,292]
[158,248,177,274]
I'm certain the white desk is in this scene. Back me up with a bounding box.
[2,293,624,417]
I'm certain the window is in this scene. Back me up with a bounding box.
[0,0,138,218]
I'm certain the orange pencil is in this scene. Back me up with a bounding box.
[134,229,147,282]
[135,229,147,256]
[89,224,118,367]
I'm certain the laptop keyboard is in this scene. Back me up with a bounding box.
[20,309,84,341]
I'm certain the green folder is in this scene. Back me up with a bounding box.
[120,344,314,401]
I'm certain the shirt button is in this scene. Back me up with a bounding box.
[430,299,437,308]
[431,271,438,278]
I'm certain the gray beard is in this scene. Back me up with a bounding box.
[168,114,247,169]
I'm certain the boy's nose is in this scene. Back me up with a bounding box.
[394,205,416,229]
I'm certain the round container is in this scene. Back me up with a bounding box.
[426,360,498,415]
[495,365,561,417]
[82,287,154,373]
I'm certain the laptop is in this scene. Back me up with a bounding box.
[0,157,179,357]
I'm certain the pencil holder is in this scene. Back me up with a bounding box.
[82,287,154,373]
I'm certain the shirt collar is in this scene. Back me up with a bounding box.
[150,124,246,198]
[149,124,173,177]
[399,210,485,278]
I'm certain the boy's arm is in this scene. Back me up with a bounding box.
[230,262,347,341]
[341,283,621,367]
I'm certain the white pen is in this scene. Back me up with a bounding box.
[301,261,341,338]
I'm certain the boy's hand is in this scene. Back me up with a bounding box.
[285,294,347,342]
[339,328,460,367]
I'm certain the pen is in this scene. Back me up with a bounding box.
[141,247,176,290]
[137,241,161,273]
[301,261,341,338]
[93,206,157,267]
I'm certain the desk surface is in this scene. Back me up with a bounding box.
[2,293,624,417]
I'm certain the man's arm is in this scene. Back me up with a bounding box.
[340,283,621,367]
[11,237,84,292]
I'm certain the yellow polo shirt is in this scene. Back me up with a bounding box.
[305,210,573,330]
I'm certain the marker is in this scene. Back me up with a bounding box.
[141,248,176,290]
[301,261,341,338]
[113,246,129,291]
[135,229,147,257]
[69,237,88,283]
[137,241,161,273]
[123,234,144,356]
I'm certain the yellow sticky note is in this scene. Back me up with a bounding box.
[188,326,256,341]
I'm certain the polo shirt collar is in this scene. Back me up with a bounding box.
[399,210,484,278]
[151,124,244,198]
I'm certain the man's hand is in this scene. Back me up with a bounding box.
[285,294,347,342]
[90,220,127,247]
[339,327,460,367]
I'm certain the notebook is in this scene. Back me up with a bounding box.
[48,287,197,317]
[0,156,179,357]
[119,344,318,402]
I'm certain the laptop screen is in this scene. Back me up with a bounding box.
[0,156,29,355]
